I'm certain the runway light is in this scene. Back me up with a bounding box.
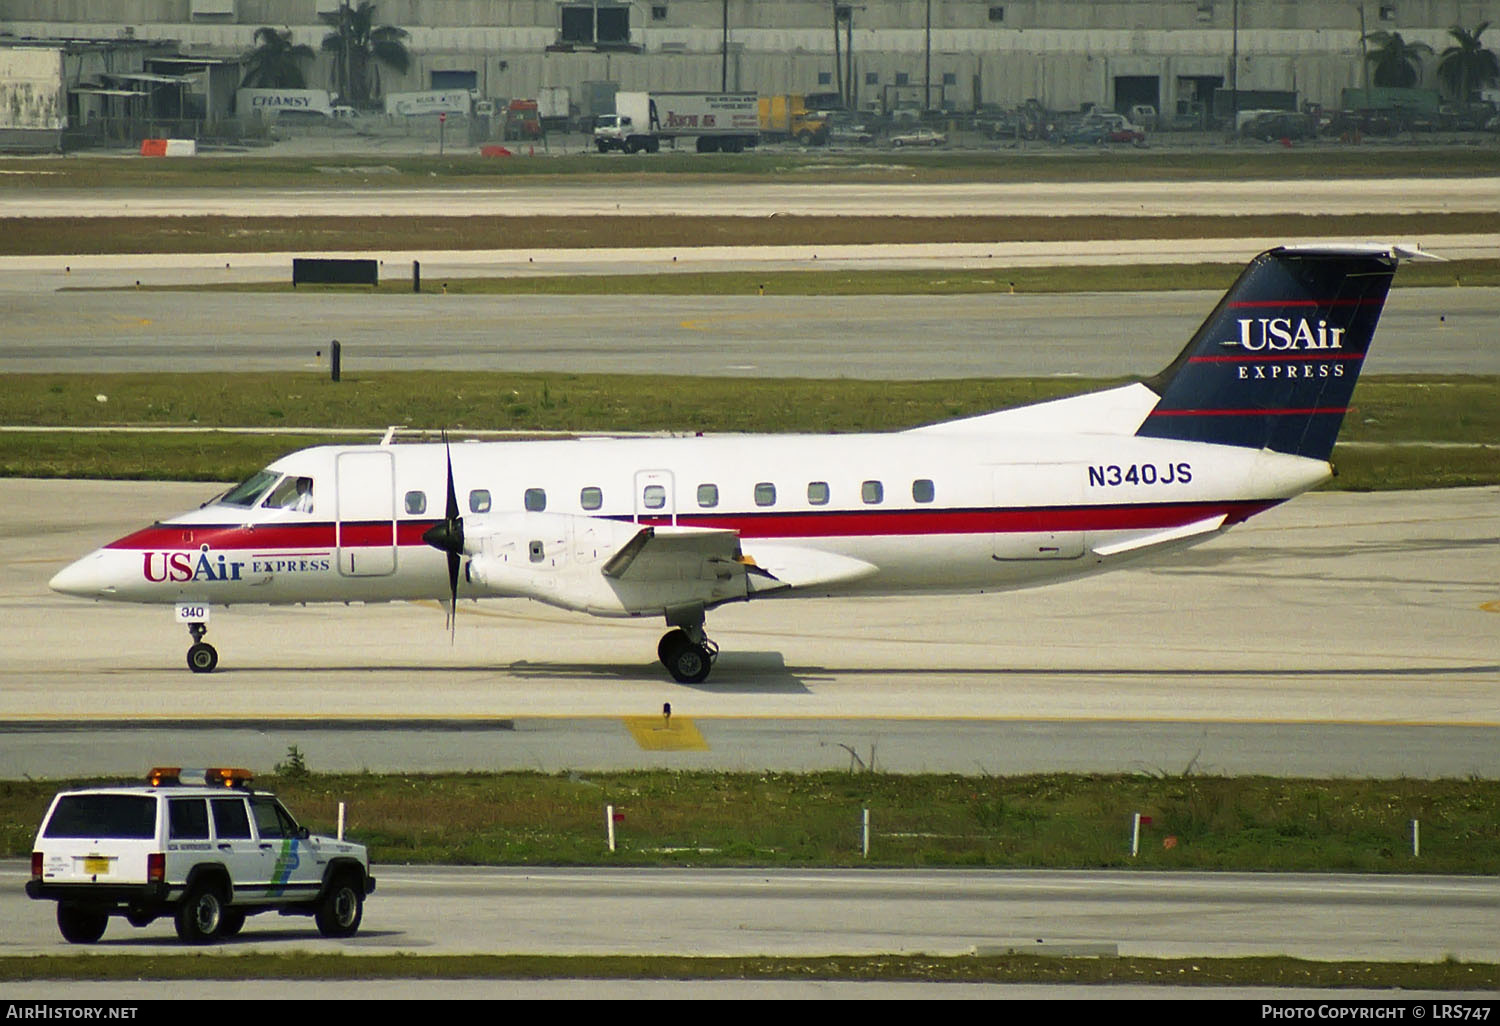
[95,394,107,403]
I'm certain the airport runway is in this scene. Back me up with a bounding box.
[1,286,1496,377]
[2,479,1495,779]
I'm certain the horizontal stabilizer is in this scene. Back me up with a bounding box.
[1090,514,1227,557]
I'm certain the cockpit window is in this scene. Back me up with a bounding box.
[218,470,279,508]
[262,475,315,513]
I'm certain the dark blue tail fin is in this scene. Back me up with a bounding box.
[1136,245,1409,461]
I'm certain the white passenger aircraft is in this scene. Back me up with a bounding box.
[50,245,1426,683]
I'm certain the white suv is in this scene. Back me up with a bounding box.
[26,767,375,944]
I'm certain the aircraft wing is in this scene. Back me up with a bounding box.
[601,527,878,593]
[601,525,758,581]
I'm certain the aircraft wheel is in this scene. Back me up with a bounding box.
[664,639,713,685]
[186,642,218,674]
[658,629,690,666]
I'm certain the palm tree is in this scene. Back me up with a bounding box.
[1362,30,1433,89]
[239,27,316,90]
[319,1,411,108]
[1436,23,1500,103]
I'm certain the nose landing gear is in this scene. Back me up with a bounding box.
[185,621,218,674]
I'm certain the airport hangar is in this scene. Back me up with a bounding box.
[0,0,1491,142]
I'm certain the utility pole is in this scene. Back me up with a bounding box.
[721,0,728,92]
[1231,0,1239,133]
[924,0,932,111]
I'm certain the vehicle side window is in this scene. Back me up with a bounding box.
[250,798,290,840]
[912,479,936,503]
[755,483,776,507]
[643,484,667,509]
[211,798,252,840]
[405,490,427,515]
[469,489,491,514]
[697,483,719,508]
[807,482,830,506]
[168,798,210,840]
[862,480,884,504]
[524,488,546,512]
[263,475,315,513]
[580,486,603,510]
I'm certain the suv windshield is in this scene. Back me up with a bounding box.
[44,795,156,839]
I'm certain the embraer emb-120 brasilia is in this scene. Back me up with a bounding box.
[50,245,1430,683]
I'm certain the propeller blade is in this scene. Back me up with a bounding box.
[418,432,465,641]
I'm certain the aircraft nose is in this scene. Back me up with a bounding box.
[49,551,114,598]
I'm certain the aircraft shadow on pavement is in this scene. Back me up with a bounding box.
[497,650,816,693]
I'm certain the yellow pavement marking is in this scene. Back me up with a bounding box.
[624,716,709,751]
[1481,600,1500,613]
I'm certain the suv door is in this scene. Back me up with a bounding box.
[249,797,322,903]
[210,796,274,901]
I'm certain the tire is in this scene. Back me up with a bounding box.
[595,140,609,153]
[175,879,225,944]
[665,641,713,685]
[186,642,217,674]
[658,628,689,666]
[219,909,246,938]
[315,874,364,938]
[57,904,107,944]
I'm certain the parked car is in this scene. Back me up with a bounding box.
[890,128,947,147]
[1240,111,1316,142]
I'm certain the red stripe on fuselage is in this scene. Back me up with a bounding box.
[102,501,1278,551]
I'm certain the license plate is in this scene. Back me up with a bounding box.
[83,857,110,875]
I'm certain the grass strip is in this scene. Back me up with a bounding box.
[5,772,1500,874]
[5,146,1500,189]
[0,374,1495,490]
[9,212,1500,257]
[1,953,1497,988]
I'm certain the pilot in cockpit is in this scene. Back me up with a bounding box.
[263,475,315,514]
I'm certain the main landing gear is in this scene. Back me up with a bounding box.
[658,614,717,684]
[185,621,218,674]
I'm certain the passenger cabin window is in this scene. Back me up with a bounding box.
[404,490,427,515]
[755,483,776,507]
[862,480,884,504]
[524,488,547,512]
[697,483,719,508]
[580,486,603,510]
[219,469,278,508]
[912,479,936,503]
[469,489,491,514]
[263,475,314,513]
[643,484,667,510]
[807,482,830,506]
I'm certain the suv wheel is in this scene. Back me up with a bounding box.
[175,880,225,944]
[57,904,108,944]
[315,874,364,938]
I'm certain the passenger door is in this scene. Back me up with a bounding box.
[335,450,397,576]
[209,796,274,900]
